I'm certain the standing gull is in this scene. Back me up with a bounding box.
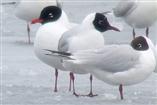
[31,5,77,92]
[46,36,156,99]
[113,0,157,38]
[46,12,120,97]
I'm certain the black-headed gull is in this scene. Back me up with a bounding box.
[45,12,120,97]
[46,36,156,99]
[113,0,157,38]
[14,0,57,44]
[31,5,77,92]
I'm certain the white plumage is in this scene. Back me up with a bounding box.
[113,0,157,28]
[15,0,57,22]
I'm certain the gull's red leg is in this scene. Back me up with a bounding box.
[119,84,124,100]
[54,68,58,92]
[70,72,79,97]
[27,22,31,44]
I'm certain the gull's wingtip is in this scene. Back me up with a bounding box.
[1,2,16,5]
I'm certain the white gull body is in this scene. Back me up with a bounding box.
[58,12,120,74]
[34,11,76,70]
[62,36,156,85]
[58,13,105,74]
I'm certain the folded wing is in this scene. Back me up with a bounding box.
[67,45,140,73]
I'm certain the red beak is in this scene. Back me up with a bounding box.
[31,18,43,24]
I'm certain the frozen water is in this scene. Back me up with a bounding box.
[1,0,157,105]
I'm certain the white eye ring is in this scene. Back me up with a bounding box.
[137,43,142,48]
[48,13,53,18]
[98,20,103,24]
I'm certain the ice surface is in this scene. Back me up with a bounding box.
[1,0,157,105]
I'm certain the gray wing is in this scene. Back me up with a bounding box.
[58,26,80,52]
[72,45,140,73]
[58,33,70,52]
[113,0,136,17]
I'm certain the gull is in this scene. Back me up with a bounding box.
[113,0,157,38]
[46,36,156,99]
[31,4,77,92]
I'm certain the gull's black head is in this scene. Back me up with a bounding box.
[40,6,62,24]
[31,6,62,24]
[93,13,120,32]
[131,36,149,51]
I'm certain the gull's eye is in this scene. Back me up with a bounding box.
[98,20,103,25]
[137,43,142,48]
[48,13,54,18]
